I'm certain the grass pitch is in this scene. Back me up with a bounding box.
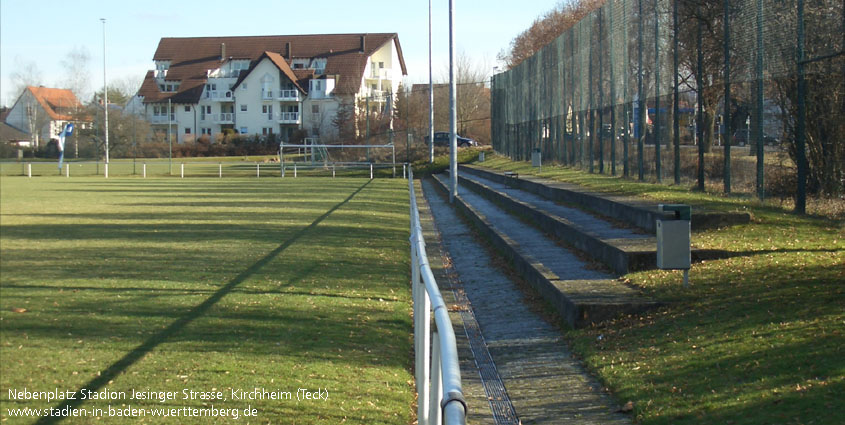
[0,176,414,424]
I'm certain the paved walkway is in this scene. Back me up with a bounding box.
[420,179,630,424]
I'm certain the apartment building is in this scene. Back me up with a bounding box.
[131,33,407,144]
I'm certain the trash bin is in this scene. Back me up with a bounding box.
[656,204,691,270]
[531,148,542,167]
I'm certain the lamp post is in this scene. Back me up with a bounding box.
[101,18,109,178]
[448,0,457,203]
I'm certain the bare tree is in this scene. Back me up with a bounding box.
[60,46,92,103]
[8,57,43,101]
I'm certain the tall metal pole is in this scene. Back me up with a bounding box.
[673,0,681,185]
[654,0,661,183]
[429,0,435,163]
[723,0,732,193]
[168,98,172,175]
[449,0,458,203]
[637,0,645,180]
[696,4,705,191]
[795,0,807,213]
[755,0,764,199]
[101,18,109,177]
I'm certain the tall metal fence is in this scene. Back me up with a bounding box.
[491,0,843,212]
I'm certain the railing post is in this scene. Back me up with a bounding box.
[219,163,222,178]
[294,163,297,178]
[430,332,443,425]
[27,163,31,178]
[257,163,260,178]
[181,163,184,178]
[143,163,146,178]
[370,163,374,180]
[66,165,70,178]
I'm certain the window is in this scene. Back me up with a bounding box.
[201,128,212,135]
[185,128,191,134]
[262,105,269,113]
[240,127,248,134]
[379,62,384,69]
[262,127,274,135]
[315,81,322,90]
[206,106,212,114]
[184,106,191,112]
[240,104,248,112]
[242,83,247,89]
[312,104,320,114]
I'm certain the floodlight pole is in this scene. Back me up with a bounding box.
[101,18,109,178]
[429,0,435,163]
[448,0,458,203]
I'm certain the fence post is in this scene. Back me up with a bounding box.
[104,163,109,179]
[143,163,146,179]
[257,163,260,178]
[429,332,442,425]
[723,0,732,193]
[27,163,32,178]
[219,163,222,178]
[673,0,681,185]
[66,165,70,178]
[332,166,335,178]
[181,163,184,179]
[294,163,297,178]
[370,163,373,180]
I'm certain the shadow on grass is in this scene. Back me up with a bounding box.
[34,180,371,425]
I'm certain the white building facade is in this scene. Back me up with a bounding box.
[133,34,407,144]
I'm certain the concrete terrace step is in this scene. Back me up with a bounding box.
[456,171,654,275]
[460,164,751,232]
[430,174,658,329]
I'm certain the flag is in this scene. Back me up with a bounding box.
[58,123,74,172]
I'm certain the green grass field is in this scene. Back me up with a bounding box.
[479,154,844,424]
[0,176,414,424]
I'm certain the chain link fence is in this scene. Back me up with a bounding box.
[491,0,843,212]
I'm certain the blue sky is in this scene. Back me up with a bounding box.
[0,0,560,106]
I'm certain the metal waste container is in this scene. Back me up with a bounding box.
[531,148,542,167]
[656,204,691,271]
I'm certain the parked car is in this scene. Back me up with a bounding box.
[732,130,779,146]
[424,131,478,147]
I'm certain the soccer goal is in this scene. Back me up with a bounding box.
[279,140,398,178]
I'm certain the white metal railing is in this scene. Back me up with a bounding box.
[277,112,300,123]
[278,89,300,101]
[149,114,175,124]
[214,113,234,123]
[409,168,467,425]
[205,90,233,100]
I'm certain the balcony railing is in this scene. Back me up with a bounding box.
[205,90,233,101]
[261,90,274,100]
[214,113,234,123]
[277,112,300,124]
[149,114,175,124]
[278,89,300,101]
[368,68,392,80]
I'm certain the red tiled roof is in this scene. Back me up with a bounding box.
[140,33,407,104]
[26,87,82,120]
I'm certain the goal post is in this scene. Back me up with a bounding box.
[279,141,397,178]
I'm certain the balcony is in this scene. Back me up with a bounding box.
[367,68,392,80]
[277,112,300,124]
[149,114,175,124]
[205,90,233,101]
[277,89,300,102]
[214,113,234,124]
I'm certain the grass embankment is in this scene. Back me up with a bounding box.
[478,154,844,424]
[0,177,414,424]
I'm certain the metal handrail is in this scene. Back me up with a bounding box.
[409,168,466,425]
